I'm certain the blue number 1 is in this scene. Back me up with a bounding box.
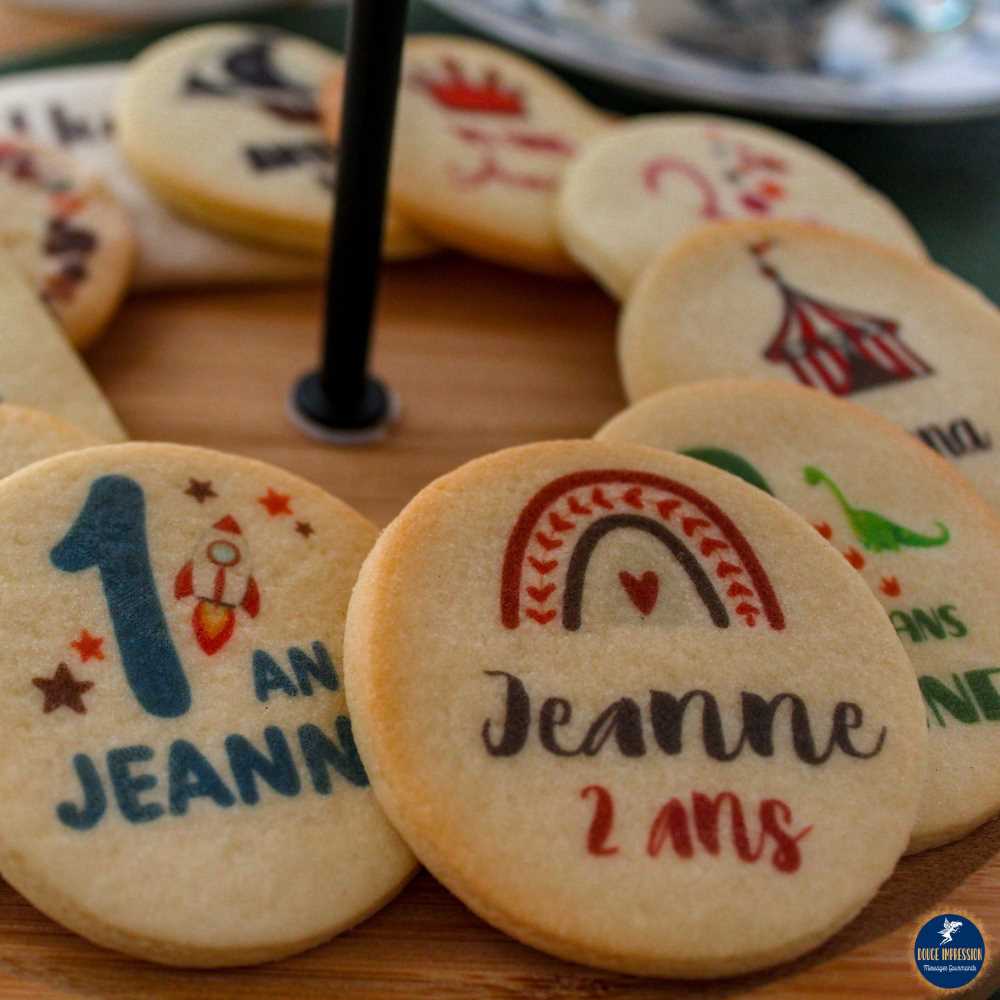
[51,475,191,718]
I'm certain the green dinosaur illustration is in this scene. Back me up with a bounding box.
[803,466,949,552]
[682,447,774,495]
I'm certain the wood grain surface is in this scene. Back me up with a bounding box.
[0,5,998,998]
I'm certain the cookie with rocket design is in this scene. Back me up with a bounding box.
[617,220,1000,511]
[0,137,134,348]
[0,443,415,966]
[0,404,102,478]
[117,24,432,259]
[598,379,1000,853]
[344,439,925,977]
[387,35,608,276]
[557,115,924,298]
[0,251,125,440]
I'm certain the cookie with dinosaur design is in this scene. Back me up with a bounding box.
[0,251,125,440]
[387,35,608,276]
[117,24,433,259]
[0,137,134,348]
[557,115,924,298]
[0,404,102,478]
[618,220,1000,511]
[598,379,1000,852]
[0,443,415,966]
[344,439,925,977]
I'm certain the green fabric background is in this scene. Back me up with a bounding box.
[1,1,996,301]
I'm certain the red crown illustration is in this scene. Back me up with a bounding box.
[412,57,524,115]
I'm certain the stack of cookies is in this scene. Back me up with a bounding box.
[0,18,996,986]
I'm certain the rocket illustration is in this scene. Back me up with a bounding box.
[174,514,261,655]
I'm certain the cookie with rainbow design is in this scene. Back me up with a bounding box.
[557,115,924,298]
[344,439,925,977]
[0,443,415,966]
[0,137,134,348]
[598,379,1000,853]
[388,35,608,276]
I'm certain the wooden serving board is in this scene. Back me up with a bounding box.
[0,6,998,998]
[0,256,987,1000]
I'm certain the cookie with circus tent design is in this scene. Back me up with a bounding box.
[344,439,925,977]
[0,443,415,966]
[388,35,608,276]
[117,24,433,259]
[598,379,1000,853]
[0,137,134,348]
[557,115,924,298]
[618,220,1000,512]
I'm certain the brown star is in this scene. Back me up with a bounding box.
[70,629,104,663]
[33,664,93,715]
[258,487,293,517]
[184,478,217,504]
[295,521,315,538]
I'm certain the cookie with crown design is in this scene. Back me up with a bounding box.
[598,379,1000,853]
[117,24,433,259]
[557,115,924,298]
[0,137,134,348]
[344,439,925,977]
[388,35,608,276]
[0,443,415,966]
[617,220,1000,511]
[0,252,124,440]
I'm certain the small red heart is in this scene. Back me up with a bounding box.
[880,576,901,597]
[619,571,659,616]
[813,521,833,540]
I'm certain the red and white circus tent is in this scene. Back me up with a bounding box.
[755,247,933,397]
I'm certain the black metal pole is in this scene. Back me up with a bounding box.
[290,0,408,442]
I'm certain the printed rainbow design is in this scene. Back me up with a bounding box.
[500,470,784,632]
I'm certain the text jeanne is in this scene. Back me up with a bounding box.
[481,671,886,764]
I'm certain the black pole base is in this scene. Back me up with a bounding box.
[288,371,399,445]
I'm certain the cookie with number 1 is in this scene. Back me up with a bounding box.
[388,35,609,276]
[0,443,414,966]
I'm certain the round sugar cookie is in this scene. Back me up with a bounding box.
[117,24,431,259]
[0,138,134,348]
[388,35,608,276]
[0,404,102,477]
[344,440,925,977]
[0,443,415,966]
[618,220,1000,511]
[557,115,923,298]
[598,380,1000,853]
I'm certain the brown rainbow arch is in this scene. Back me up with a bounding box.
[499,469,785,632]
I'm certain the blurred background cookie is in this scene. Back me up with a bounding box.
[558,114,924,298]
[117,24,432,259]
[0,137,133,348]
[388,35,608,276]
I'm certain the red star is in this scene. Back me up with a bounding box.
[295,521,315,538]
[258,488,293,517]
[33,664,93,715]
[70,629,104,663]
